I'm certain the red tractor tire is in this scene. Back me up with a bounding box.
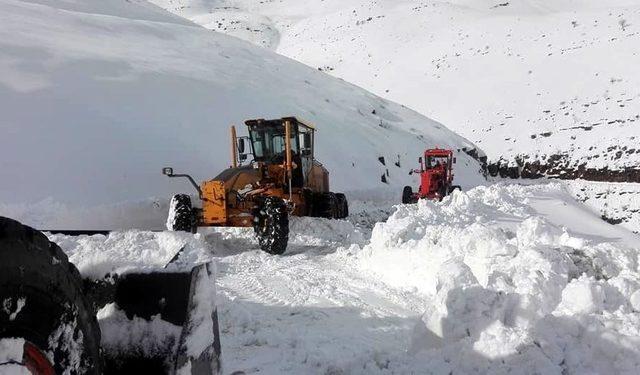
[402,186,414,204]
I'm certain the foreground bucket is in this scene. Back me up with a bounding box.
[101,263,221,374]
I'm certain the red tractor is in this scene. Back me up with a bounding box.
[402,148,461,203]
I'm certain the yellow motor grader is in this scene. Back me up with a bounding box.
[162,117,348,254]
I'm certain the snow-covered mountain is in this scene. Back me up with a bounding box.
[152,0,640,181]
[0,0,485,228]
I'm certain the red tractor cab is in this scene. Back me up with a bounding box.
[402,148,461,203]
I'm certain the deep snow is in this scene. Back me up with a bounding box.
[358,183,640,373]
[44,183,640,374]
[0,0,484,230]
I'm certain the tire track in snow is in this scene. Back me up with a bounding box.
[209,210,432,373]
[217,243,425,317]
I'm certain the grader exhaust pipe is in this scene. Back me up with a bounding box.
[284,119,293,201]
[231,125,238,168]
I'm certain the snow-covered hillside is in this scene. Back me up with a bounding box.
[0,0,485,229]
[566,179,640,233]
[153,0,640,180]
[49,183,640,373]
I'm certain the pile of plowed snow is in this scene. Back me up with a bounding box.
[45,214,365,279]
[356,183,640,373]
[47,230,212,279]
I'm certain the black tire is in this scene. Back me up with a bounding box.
[253,197,289,255]
[402,186,414,204]
[335,193,349,219]
[167,194,196,233]
[0,216,102,374]
[303,189,315,216]
[438,184,448,199]
[313,192,339,219]
[448,185,462,194]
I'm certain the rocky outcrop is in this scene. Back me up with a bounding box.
[486,153,640,183]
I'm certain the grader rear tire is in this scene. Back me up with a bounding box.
[0,217,102,374]
[253,197,289,255]
[314,193,339,219]
[335,193,349,219]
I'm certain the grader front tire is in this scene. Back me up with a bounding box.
[167,194,196,233]
[253,197,289,255]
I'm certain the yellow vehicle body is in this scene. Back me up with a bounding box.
[201,180,227,225]
[196,117,331,228]
[163,116,347,255]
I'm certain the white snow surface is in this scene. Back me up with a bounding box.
[48,230,212,279]
[0,0,484,230]
[48,183,640,374]
[0,338,24,367]
[0,365,29,375]
[153,0,640,170]
[97,303,182,359]
[565,179,640,233]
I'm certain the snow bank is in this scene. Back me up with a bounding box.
[358,183,640,373]
[47,230,212,279]
[0,197,169,231]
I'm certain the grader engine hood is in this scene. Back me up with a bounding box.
[213,165,260,190]
[212,165,257,185]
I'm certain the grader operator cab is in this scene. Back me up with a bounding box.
[163,117,348,255]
